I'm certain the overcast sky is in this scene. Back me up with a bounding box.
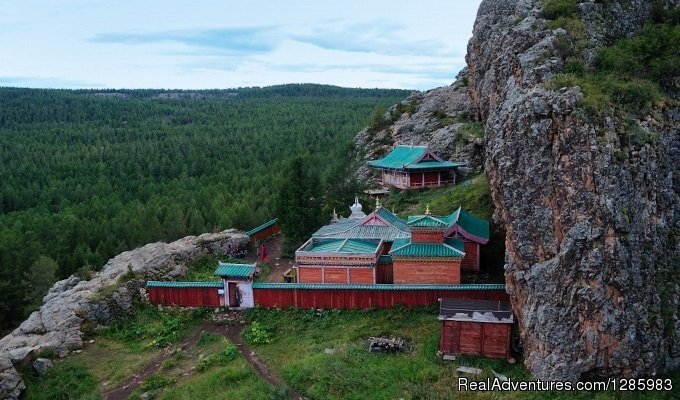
[0,0,482,90]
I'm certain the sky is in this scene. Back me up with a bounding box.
[0,0,482,91]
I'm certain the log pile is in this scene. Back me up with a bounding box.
[368,337,408,353]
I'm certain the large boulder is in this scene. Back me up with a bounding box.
[0,229,249,399]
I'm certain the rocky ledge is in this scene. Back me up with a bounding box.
[0,230,248,399]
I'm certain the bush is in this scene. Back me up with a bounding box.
[22,361,99,400]
[244,321,272,344]
[141,373,174,391]
[197,345,239,371]
[542,0,579,20]
[196,331,223,347]
[367,105,388,133]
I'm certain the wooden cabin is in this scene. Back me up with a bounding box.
[214,262,257,308]
[438,298,513,360]
[367,145,464,190]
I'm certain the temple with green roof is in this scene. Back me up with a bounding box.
[296,196,490,285]
[367,145,464,189]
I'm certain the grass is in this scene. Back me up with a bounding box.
[127,329,278,400]
[21,302,680,399]
[546,11,678,119]
[21,360,100,400]
[247,306,530,400]
[382,174,493,221]
[100,303,208,351]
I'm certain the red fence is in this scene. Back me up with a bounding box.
[146,282,508,309]
[147,282,222,307]
[252,283,508,309]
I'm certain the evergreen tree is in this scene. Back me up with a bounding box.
[275,156,324,256]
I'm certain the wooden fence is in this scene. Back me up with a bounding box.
[146,282,508,309]
[253,283,508,309]
[147,281,222,307]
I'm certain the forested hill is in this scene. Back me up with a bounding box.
[0,84,409,330]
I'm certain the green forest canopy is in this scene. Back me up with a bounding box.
[0,84,409,329]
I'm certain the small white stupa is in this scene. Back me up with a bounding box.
[349,195,366,219]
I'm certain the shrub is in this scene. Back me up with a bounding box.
[197,345,239,371]
[22,361,99,400]
[196,331,222,347]
[244,321,272,344]
[542,0,579,20]
[367,105,388,133]
[141,373,174,391]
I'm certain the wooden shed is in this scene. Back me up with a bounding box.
[438,298,513,360]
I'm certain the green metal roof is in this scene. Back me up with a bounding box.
[214,262,256,278]
[455,208,490,241]
[313,208,410,241]
[245,218,278,237]
[305,238,380,254]
[390,238,465,258]
[378,255,392,264]
[407,215,449,228]
[376,208,410,232]
[367,145,463,171]
[407,208,489,242]
[252,283,506,291]
[146,281,222,288]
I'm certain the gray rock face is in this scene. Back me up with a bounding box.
[467,0,680,380]
[0,229,248,399]
[355,73,484,183]
[32,358,53,376]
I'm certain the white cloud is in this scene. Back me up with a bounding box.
[0,0,482,90]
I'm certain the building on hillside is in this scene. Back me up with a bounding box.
[295,197,490,285]
[367,145,464,189]
[214,262,256,308]
[438,298,514,360]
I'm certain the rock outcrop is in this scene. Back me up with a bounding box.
[0,229,248,399]
[467,0,680,380]
[356,0,679,381]
[355,74,484,183]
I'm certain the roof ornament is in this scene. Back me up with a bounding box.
[375,196,382,210]
[349,194,366,218]
[330,208,339,223]
[425,204,431,215]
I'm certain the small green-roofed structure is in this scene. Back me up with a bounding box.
[367,145,464,170]
[367,145,464,190]
[214,262,257,279]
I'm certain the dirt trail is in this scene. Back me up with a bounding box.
[244,234,294,283]
[101,320,304,400]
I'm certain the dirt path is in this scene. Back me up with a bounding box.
[244,235,294,283]
[102,320,304,400]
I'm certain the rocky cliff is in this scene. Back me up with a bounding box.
[358,0,680,381]
[0,230,248,399]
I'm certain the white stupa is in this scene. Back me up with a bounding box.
[349,195,366,218]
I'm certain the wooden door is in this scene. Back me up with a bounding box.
[440,322,460,355]
[228,282,238,307]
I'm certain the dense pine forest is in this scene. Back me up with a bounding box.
[0,85,409,330]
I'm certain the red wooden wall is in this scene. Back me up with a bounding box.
[253,286,508,309]
[440,320,511,359]
[148,287,221,307]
